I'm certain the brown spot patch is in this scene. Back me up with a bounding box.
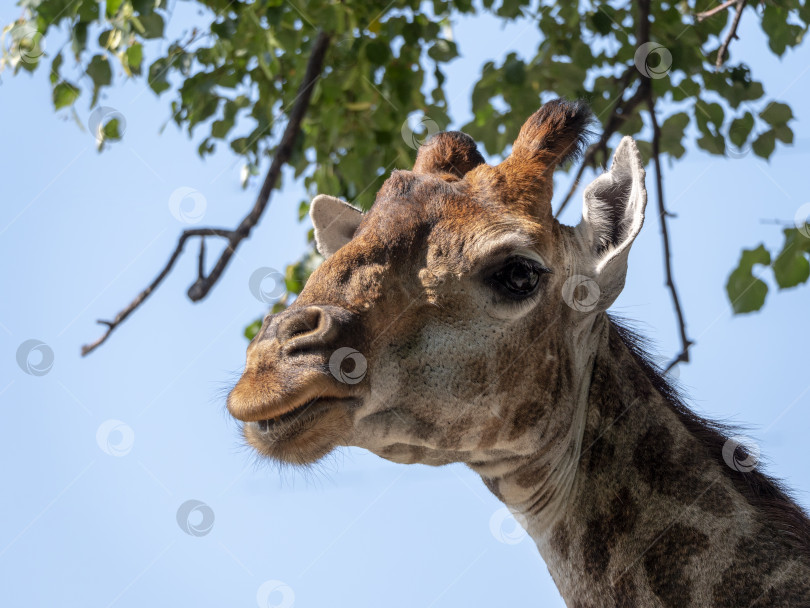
[549,521,570,562]
[508,400,541,440]
[695,482,732,519]
[477,416,502,450]
[612,575,637,608]
[712,533,810,606]
[643,523,709,607]
[584,435,615,475]
[632,425,714,504]
[583,487,639,579]
[513,460,551,489]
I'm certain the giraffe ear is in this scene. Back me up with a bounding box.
[575,136,647,309]
[310,195,363,258]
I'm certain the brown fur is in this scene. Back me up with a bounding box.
[412,131,485,177]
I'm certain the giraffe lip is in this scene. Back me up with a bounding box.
[249,396,344,432]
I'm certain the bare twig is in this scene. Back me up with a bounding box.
[81,30,331,356]
[197,236,206,279]
[554,151,595,219]
[695,0,738,22]
[80,229,233,356]
[636,0,692,370]
[648,95,694,371]
[715,0,745,68]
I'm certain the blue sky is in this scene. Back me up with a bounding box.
[2,6,810,608]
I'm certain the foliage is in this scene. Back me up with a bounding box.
[3,0,810,339]
[727,226,810,313]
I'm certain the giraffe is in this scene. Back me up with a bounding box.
[228,99,810,607]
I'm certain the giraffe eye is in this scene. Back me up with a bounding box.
[489,256,547,299]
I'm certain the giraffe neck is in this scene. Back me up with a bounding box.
[477,316,810,607]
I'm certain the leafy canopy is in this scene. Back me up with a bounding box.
[3,0,810,339]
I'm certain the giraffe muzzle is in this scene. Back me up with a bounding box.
[227,304,365,463]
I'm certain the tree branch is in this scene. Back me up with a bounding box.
[695,0,738,22]
[647,94,694,371]
[635,0,692,371]
[715,0,745,68]
[81,30,331,356]
[80,229,234,356]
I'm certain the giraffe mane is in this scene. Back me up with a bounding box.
[609,315,810,560]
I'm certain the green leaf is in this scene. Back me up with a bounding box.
[101,117,123,141]
[298,199,310,221]
[762,5,804,56]
[659,112,689,158]
[503,55,525,85]
[244,319,262,340]
[125,43,143,75]
[105,0,123,18]
[427,39,458,62]
[365,39,390,65]
[52,81,80,109]
[752,130,776,159]
[672,77,700,101]
[697,133,724,155]
[772,228,810,289]
[139,12,164,39]
[726,245,771,314]
[589,9,613,35]
[148,58,170,95]
[760,102,793,126]
[700,102,724,129]
[77,0,99,21]
[50,53,63,85]
[86,54,112,104]
[729,112,754,147]
[773,124,794,144]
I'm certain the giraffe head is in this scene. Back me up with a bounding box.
[228,99,646,468]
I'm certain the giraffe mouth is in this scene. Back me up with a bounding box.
[241,395,357,465]
[249,396,336,433]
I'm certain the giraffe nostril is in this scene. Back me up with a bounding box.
[278,307,322,341]
[275,306,337,354]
